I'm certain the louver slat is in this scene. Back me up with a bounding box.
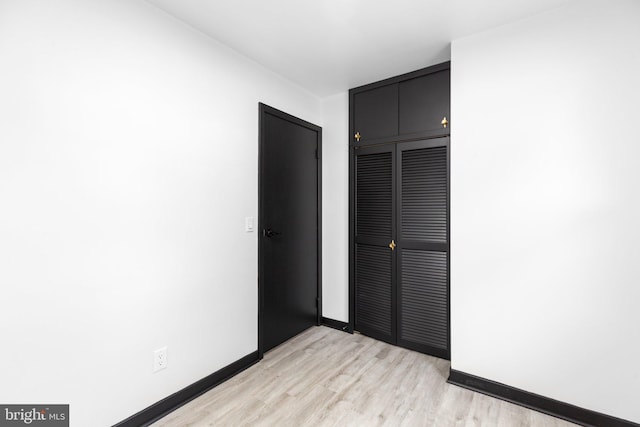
[356,152,392,239]
[401,147,447,242]
[399,250,448,349]
[356,244,392,336]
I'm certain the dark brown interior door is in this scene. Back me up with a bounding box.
[259,104,321,356]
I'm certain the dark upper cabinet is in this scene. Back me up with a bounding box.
[350,62,450,146]
[399,69,450,137]
[352,84,398,144]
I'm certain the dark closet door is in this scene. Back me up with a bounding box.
[354,144,396,344]
[352,84,399,145]
[399,69,450,138]
[396,138,449,359]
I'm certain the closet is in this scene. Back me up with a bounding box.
[349,62,450,360]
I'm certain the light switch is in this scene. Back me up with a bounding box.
[245,216,254,232]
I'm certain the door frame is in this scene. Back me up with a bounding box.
[258,103,322,359]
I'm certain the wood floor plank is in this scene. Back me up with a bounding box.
[151,327,579,427]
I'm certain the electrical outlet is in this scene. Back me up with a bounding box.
[153,347,167,372]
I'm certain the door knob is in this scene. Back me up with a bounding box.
[441,117,448,128]
[263,229,281,238]
[389,240,396,251]
[354,131,361,142]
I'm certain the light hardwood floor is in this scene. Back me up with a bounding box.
[152,326,578,427]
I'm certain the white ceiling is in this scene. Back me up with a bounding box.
[145,0,572,97]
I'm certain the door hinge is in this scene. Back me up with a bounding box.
[315,149,319,159]
[316,297,320,307]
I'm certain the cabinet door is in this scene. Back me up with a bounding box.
[399,69,450,138]
[353,84,398,144]
[396,138,449,359]
[354,145,396,343]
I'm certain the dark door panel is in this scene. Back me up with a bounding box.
[399,69,450,138]
[396,138,450,359]
[355,243,393,343]
[399,144,448,243]
[354,145,396,343]
[355,149,393,240]
[397,249,449,359]
[353,84,398,144]
[259,104,321,355]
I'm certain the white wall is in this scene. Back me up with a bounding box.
[0,1,320,425]
[321,92,349,322]
[451,0,640,422]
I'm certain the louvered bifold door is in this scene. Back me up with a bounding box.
[397,138,450,359]
[354,145,396,344]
